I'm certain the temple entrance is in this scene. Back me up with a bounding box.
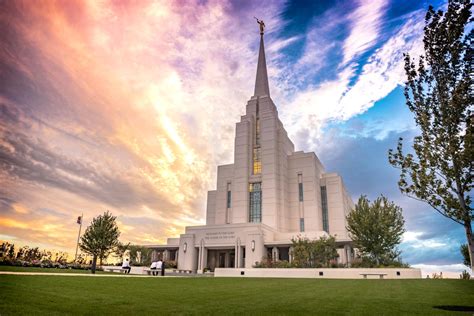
[218,253,225,267]
[207,249,235,271]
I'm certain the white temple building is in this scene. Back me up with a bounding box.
[150,25,354,273]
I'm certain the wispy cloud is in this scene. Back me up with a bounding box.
[280,10,425,150]
[0,0,457,272]
[342,0,388,65]
[0,0,289,251]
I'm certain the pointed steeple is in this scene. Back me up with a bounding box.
[254,33,270,97]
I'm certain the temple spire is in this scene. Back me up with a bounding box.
[254,19,270,97]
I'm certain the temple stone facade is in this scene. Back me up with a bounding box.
[149,29,354,273]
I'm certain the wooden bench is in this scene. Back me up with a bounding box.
[104,267,128,273]
[360,273,387,279]
[144,268,161,275]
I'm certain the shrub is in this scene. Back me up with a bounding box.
[460,270,471,280]
[254,259,292,268]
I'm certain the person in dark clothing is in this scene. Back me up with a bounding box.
[161,260,165,276]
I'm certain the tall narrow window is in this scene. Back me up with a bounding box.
[321,186,329,232]
[298,173,304,232]
[255,117,260,146]
[249,182,262,223]
[226,182,232,224]
[299,218,305,232]
[298,174,303,202]
[253,148,261,174]
[253,99,261,174]
[226,182,232,209]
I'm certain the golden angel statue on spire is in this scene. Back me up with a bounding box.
[254,17,265,34]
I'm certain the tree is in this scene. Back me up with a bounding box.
[25,247,41,262]
[128,245,152,266]
[346,195,405,266]
[291,236,313,268]
[79,211,120,274]
[291,235,339,268]
[7,244,15,259]
[312,236,339,268]
[388,0,473,270]
[113,241,130,260]
[0,242,11,258]
[461,244,470,267]
[16,246,25,260]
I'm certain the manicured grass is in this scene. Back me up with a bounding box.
[0,275,473,315]
[0,265,114,274]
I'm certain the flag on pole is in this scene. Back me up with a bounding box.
[77,216,82,225]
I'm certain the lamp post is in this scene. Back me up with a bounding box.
[74,213,83,263]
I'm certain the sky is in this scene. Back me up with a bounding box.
[0,0,470,274]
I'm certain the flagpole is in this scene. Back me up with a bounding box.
[74,213,83,263]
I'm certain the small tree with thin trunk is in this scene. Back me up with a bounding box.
[79,211,120,274]
[388,0,473,270]
[346,195,405,266]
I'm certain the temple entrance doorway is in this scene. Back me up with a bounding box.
[207,248,235,271]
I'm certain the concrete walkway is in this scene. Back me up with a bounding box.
[0,271,176,277]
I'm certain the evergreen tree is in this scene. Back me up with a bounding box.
[79,211,120,274]
[346,195,405,266]
[388,0,473,269]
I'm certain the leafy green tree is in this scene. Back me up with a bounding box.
[388,0,473,270]
[313,236,339,268]
[291,236,339,268]
[79,211,120,273]
[346,195,405,266]
[291,236,313,268]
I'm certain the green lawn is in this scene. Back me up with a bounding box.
[0,275,473,315]
[0,265,114,274]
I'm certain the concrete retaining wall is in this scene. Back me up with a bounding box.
[214,268,421,279]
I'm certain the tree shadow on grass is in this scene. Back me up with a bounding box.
[434,306,474,312]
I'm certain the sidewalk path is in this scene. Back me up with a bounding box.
[0,271,176,277]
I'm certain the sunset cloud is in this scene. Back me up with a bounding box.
[1,0,462,272]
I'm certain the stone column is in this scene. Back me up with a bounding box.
[344,245,352,267]
[272,247,279,261]
[197,239,207,274]
[235,238,241,268]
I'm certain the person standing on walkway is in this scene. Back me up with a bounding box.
[161,260,166,276]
